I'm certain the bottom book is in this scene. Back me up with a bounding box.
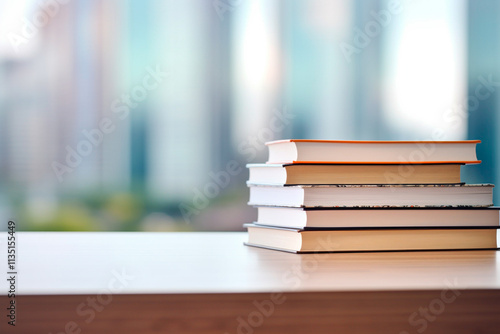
[244,224,499,253]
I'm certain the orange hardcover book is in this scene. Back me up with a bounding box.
[265,139,481,164]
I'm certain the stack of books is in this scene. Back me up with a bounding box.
[244,140,499,253]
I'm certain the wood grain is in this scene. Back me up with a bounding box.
[3,232,499,294]
[1,232,499,333]
[2,290,500,334]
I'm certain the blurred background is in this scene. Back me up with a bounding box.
[0,0,499,231]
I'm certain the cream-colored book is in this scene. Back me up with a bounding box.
[245,224,499,253]
[247,163,463,185]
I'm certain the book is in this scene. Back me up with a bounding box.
[245,224,499,253]
[247,163,463,185]
[266,139,480,164]
[248,184,494,208]
[255,207,500,229]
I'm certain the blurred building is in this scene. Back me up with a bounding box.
[0,0,498,230]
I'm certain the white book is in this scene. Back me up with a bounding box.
[248,184,494,208]
[254,207,500,229]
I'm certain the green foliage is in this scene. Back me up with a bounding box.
[8,185,245,231]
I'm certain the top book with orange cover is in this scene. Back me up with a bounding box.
[265,139,481,164]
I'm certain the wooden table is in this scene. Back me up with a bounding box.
[1,232,499,333]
